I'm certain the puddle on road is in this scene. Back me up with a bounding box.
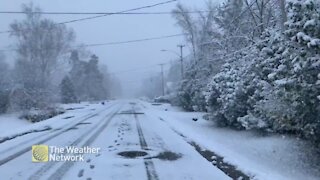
[151,151,182,161]
[118,151,148,158]
[117,150,182,161]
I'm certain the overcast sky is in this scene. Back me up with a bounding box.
[0,0,223,97]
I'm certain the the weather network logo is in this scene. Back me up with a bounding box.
[31,144,101,162]
[32,145,49,162]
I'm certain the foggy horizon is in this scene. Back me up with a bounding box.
[0,0,222,97]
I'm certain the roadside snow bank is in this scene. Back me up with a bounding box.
[0,113,31,132]
[0,102,102,143]
[143,102,320,180]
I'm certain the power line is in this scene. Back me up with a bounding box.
[110,62,170,75]
[0,11,212,15]
[77,34,185,48]
[0,33,185,52]
[0,0,177,34]
[56,0,177,25]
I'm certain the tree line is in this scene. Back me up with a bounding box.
[0,4,116,114]
[168,0,320,146]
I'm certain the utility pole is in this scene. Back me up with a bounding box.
[177,45,185,79]
[159,63,165,96]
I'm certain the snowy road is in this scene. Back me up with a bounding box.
[0,101,232,180]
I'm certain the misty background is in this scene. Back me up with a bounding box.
[0,0,222,97]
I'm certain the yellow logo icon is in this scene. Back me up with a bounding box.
[32,145,49,162]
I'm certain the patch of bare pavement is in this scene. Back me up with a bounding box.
[189,141,251,180]
[160,117,252,180]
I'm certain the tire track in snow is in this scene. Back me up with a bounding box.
[132,106,159,180]
[42,105,122,180]
[0,103,116,165]
[27,104,121,180]
[0,114,98,167]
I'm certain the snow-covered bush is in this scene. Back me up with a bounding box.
[252,0,320,141]
[21,107,65,123]
[206,62,246,128]
[205,0,320,145]
[278,0,320,142]
[172,0,320,146]
[176,81,207,112]
[176,62,212,112]
[205,51,268,130]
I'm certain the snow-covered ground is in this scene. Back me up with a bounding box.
[0,102,104,140]
[0,113,31,133]
[141,101,320,180]
[0,100,319,180]
[0,100,230,180]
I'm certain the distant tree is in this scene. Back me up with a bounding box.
[99,64,111,98]
[0,53,10,113]
[60,76,77,104]
[172,3,198,60]
[172,2,222,61]
[69,50,86,99]
[69,52,107,101]
[171,1,224,111]
[10,3,74,110]
[83,55,107,100]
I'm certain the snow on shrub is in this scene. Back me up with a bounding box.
[21,107,65,123]
[204,0,320,146]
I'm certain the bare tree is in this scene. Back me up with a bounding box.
[172,4,198,60]
[172,2,223,62]
[244,0,276,36]
[197,1,223,61]
[0,53,10,113]
[10,3,75,110]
